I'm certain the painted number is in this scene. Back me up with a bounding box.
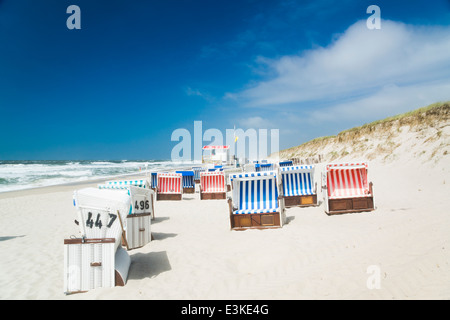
[85,212,117,229]
[135,200,150,211]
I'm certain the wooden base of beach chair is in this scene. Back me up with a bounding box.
[200,192,226,200]
[230,213,281,230]
[157,193,182,201]
[284,194,318,208]
[327,197,374,215]
[195,179,200,184]
[183,187,195,194]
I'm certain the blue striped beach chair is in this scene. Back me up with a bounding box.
[228,171,286,230]
[255,163,274,172]
[280,165,317,207]
[192,166,205,183]
[150,172,158,190]
[279,160,293,167]
[176,170,195,194]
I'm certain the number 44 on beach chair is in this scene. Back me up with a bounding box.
[322,162,375,215]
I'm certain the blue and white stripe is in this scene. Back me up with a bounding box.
[281,165,314,196]
[231,172,279,214]
[230,170,277,181]
[151,172,158,188]
[255,163,274,172]
[99,179,149,189]
[176,171,195,189]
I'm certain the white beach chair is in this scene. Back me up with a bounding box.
[63,238,130,294]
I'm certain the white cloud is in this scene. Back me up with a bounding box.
[226,19,450,148]
[234,20,450,113]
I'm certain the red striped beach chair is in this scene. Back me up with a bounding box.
[228,171,286,230]
[157,173,182,201]
[322,162,375,214]
[200,171,227,200]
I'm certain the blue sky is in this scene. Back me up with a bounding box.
[1,0,450,160]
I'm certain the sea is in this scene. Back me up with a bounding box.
[0,160,193,193]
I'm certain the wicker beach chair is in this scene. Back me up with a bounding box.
[280,165,318,207]
[200,171,227,200]
[176,170,195,194]
[192,166,206,184]
[255,163,275,172]
[228,171,286,230]
[157,172,182,200]
[322,162,375,214]
[279,160,293,167]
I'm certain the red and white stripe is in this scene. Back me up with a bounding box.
[200,172,226,193]
[327,166,370,199]
[157,173,182,194]
[326,162,368,171]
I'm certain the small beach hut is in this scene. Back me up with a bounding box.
[200,171,227,199]
[157,172,182,200]
[322,162,375,214]
[202,145,231,165]
[280,165,317,207]
[176,170,195,194]
[228,171,286,230]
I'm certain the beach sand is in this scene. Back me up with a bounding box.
[0,156,449,300]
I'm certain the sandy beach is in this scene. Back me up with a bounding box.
[0,154,449,300]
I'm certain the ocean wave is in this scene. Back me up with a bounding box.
[0,160,175,193]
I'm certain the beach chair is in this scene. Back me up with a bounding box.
[150,172,158,190]
[279,160,293,167]
[223,167,243,192]
[97,183,155,249]
[322,162,375,215]
[176,170,195,194]
[157,172,182,201]
[255,163,274,172]
[200,171,227,200]
[63,238,130,294]
[100,179,150,189]
[280,165,318,207]
[192,166,205,184]
[228,171,286,230]
[73,187,131,252]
